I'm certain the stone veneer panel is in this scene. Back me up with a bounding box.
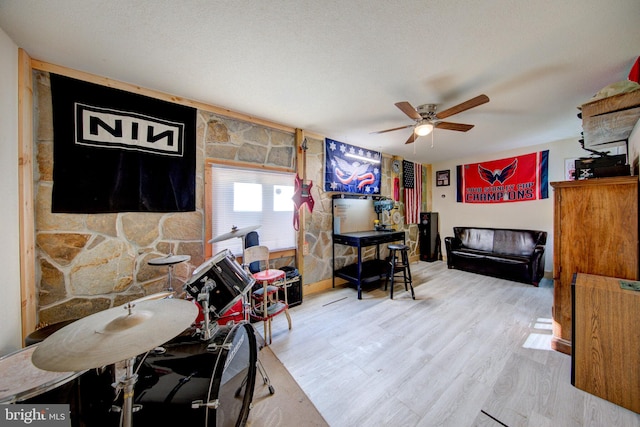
[39,298,112,325]
[237,143,268,164]
[86,214,118,237]
[205,119,230,143]
[68,238,135,295]
[37,141,53,181]
[39,258,66,306]
[267,145,294,167]
[36,185,85,231]
[121,212,162,247]
[36,233,91,266]
[162,211,202,241]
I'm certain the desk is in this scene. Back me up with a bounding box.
[333,230,405,299]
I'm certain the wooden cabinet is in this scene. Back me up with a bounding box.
[551,176,639,354]
[572,273,640,413]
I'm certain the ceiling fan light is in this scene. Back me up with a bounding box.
[415,122,434,136]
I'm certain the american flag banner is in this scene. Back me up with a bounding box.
[403,160,422,224]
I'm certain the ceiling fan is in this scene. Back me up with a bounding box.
[374,94,490,144]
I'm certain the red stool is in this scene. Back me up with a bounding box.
[244,246,292,345]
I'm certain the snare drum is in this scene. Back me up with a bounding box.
[132,322,258,426]
[0,345,84,404]
[184,250,254,318]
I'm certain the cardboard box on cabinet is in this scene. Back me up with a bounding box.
[581,89,640,148]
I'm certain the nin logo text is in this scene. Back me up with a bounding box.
[75,103,185,157]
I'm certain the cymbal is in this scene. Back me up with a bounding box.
[129,291,173,304]
[148,254,191,266]
[32,299,198,372]
[208,225,260,243]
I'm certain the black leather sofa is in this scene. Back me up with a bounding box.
[444,227,547,286]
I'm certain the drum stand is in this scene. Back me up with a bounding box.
[197,279,219,341]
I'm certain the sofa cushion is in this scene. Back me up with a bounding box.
[451,248,492,259]
[485,254,530,265]
[456,228,494,251]
[492,229,538,256]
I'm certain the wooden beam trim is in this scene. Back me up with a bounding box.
[295,129,305,279]
[18,49,37,341]
[206,158,294,174]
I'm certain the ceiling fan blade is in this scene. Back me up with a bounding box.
[371,124,414,134]
[435,94,489,120]
[435,121,475,132]
[395,101,421,120]
[404,133,418,144]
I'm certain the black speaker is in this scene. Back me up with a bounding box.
[278,274,303,307]
[419,212,440,262]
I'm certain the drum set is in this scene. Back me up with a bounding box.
[1,225,273,427]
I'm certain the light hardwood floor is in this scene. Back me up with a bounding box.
[267,261,640,427]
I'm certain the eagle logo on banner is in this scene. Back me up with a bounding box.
[478,159,518,185]
[324,138,381,194]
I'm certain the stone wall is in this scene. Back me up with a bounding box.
[33,70,421,325]
[33,71,296,325]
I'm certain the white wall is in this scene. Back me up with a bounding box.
[0,27,22,355]
[431,137,586,275]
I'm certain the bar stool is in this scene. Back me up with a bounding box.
[385,244,415,300]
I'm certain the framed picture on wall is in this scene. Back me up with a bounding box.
[436,170,450,187]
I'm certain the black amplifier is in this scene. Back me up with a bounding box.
[278,270,302,307]
[575,155,629,180]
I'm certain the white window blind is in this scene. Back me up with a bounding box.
[210,164,296,256]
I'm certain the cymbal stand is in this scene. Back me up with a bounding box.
[166,253,175,296]
[115,356,138,427]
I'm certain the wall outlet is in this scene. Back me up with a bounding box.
[303,241,309,255]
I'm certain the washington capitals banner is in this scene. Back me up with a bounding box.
[50,74,196,213]
[324,139,381,194]
[456,150,549,203]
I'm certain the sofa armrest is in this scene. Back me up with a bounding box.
[444,237,461,268]
[529,245,546,285]
[444,236,461,250]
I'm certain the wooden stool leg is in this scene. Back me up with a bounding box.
[284,308,292,330]
[282,281,292,330]
[402,250,409,290]
[403,250,415,300]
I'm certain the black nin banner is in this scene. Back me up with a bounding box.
[50,74,196,213]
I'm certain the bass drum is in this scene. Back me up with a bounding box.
[133,322,258,427]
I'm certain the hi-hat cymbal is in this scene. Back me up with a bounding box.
[208,225,260,243]
[32,299,198,372]
[148,254,191,266]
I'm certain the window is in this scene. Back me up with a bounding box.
[208,163,296,256]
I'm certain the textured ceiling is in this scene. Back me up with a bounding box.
[1,0,639,163]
